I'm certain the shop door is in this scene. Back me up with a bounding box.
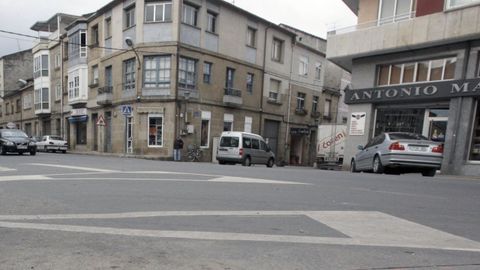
[264,120,279,156]
[126,116,133,154]
[104,111,112,153]
[92,114,98,151]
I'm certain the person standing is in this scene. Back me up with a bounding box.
[173,136,184,161]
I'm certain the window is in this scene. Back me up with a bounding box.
[324,99,332,118]
[124,58,136,92]
[201,111,211,148]
[469,100,480,161]
[207,12,217,33]
[92,65,99,85]
[447,0,480,9]
[376,57,457,86]
[223,114,234,131]
[55,83,61,101]
[23,93,32,109]
[91,25,99,46]
[35,88,49,110]
[179,57,196,90]
[379,0,413,25]
[80,31,87,58]
[145,2,172,22]
[244,116,252,133]
[251,139,260,150]
[16,99,21,113]
[246,73,254,94]
[34,55,47,78]
[68,72,80,100]
[54,54,61,69]
[143,55,171,89]
[125,5,136,29]
[272,38,284,62]
[312,96,319,113]
[299,56,308,76]
[105,18,112,38]
[148,114,163,147]
[269,79,280,101]
[225,68,235,89]
[247,27,256,47]
[182,4,198,26]
[5,103,9,115]
[105,66,113,88]
[68,30,87,59]
[296,92,306,110]
[315,63,322,80]
[203,62,212,83]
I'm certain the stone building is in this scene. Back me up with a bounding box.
[328,0,480,176]
[0,50,32,99]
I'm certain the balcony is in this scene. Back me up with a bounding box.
[295,108,308,116]
[34,102,51,115]
[327,7,480,70]
[223,88,243,107]
[266,92,283,105]
[97,86,113,105]
[311,111,321,118]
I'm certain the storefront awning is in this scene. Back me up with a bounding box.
[68,115,88,123]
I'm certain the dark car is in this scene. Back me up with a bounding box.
[0,129,37,155]
[351,132,443,177]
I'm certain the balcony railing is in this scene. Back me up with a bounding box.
[97,86,113,105]
[223,87,242,107]
[224,87,242,97]
[328,12,416,36]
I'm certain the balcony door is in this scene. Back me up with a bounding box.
[379,0,414,25]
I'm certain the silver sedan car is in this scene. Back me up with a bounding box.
[351,132,444,177]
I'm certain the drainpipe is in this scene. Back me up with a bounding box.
[60,35,64,139]
[260,25,271,135]
[284,35,296,165]
[174,1,182,144]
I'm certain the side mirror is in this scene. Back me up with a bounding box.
[357,145,364,151]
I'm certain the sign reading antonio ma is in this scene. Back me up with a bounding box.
[345,78,480,104]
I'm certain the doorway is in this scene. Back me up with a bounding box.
[126,116,133,154]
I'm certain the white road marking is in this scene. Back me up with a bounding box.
[27,163,117,173]
[209,176,308,185]
[0,166,16,172]
[0,211,479,252]
[0,175,51,182]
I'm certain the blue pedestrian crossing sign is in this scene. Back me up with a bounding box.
[121,105,133,115]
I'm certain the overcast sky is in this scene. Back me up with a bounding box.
[0,0,356,57]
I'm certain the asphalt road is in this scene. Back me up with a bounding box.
[0,153,479,270]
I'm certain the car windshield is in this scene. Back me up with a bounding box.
[389,133,428,140]
[1,130,28,138]
[50,136,64,140]
[220,137,239,147]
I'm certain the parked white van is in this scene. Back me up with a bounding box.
[216,132,275,167]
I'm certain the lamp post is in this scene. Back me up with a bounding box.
[124,37,141,155]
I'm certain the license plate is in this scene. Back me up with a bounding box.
[409,146,427,152]
[17,145,27,149]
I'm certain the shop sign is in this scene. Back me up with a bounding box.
[290,128,310,135]
[71,108,87,116]
[345,78,480,104]
[349,112,366,136]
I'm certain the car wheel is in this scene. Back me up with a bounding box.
[350,159,358,173]
[1,146,7,155]
[218,160,226,165]
[62,150,66,154]
[18,152,23,155]
[372,155,384,174]
[30,150,36,156]
[421,169,436,177]
[266,158,274,168]
[242,156,251,167]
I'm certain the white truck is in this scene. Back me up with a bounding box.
[316,124,347,168]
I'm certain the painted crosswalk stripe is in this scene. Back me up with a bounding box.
[0,211,479,252]
[0,166,16,172]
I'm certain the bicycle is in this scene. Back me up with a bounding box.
[186,144,202,162]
